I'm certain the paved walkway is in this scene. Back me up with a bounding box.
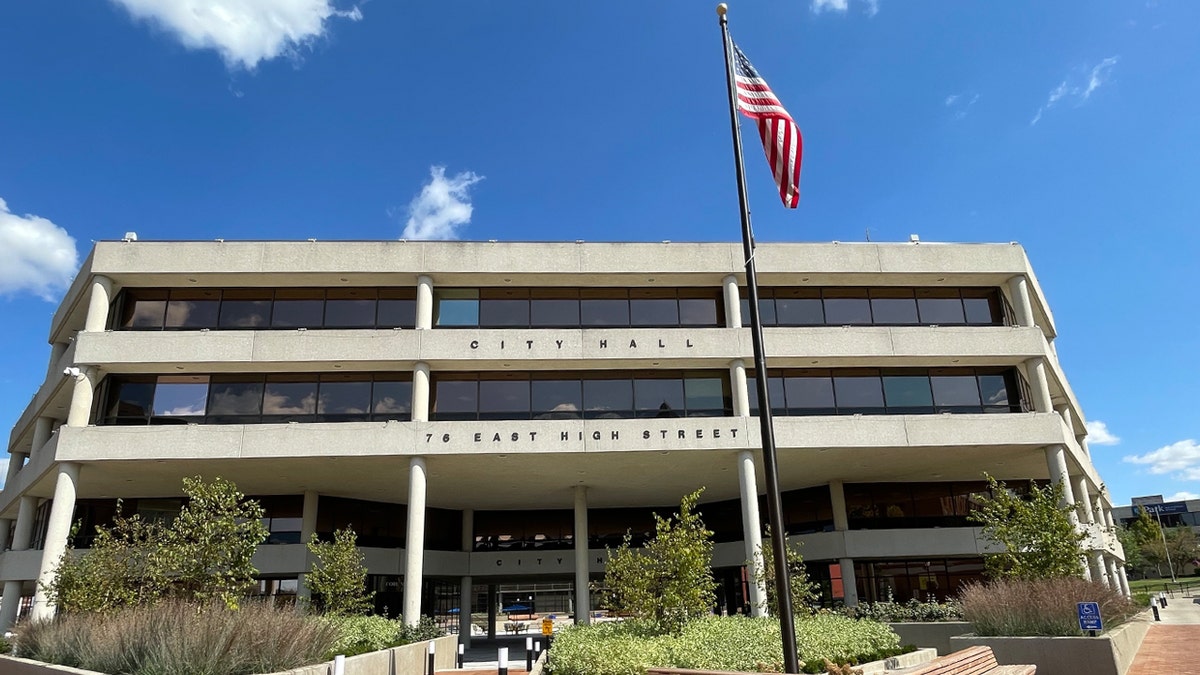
[1127,594,1200,675]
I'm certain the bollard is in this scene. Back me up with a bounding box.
[1152,602,1161,621]
[333,654,346,675]
[458,643,464,669]
[498,647,509,675]
[427,640,436,675]
[535,640,542,661]
[526,636,533,671]
[1160,591,1168,607]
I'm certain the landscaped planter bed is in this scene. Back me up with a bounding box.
[948,611,1152,675]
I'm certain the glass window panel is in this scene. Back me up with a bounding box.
[434,289,480,327]
[219,290,273,329]
[784,375,836,414]
[678,298,718,326]
[121,290,168,329]
[262,376,318,421]
[106,379,155,421]
[912,484,955,519]
[531,289,581,327]
[207,378,265,419]
[317,375,372,419]
[978,374,1013,412]
[931,374,982,411]
[152,375,210,418]
[325,289,378,328]
[479,379,531,418]
[775,288,824,326]
[432,379,478,419]
[740,296,776,326]
[372,379,412,419]
[165,290,220,329]
[271,289,325,328]
[916,289,966,324]
[583,378,633,418]
[630,298,679,327]
[869,289,919,325]
[833,373,884,412]
[581,298,629,326]
[823,290,872,325]
[634,377,685,417]
[746,375,787,416]
[684,377,727,415]
[882,375,934,412]
[479,299,530,327]
[532,379,582,418]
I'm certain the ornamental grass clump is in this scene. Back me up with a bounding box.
[16,599,339,675]
[961,577,1141,637]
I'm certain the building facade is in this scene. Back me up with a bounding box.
[0,240,1128,634]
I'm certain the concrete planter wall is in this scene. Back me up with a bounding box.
[887,622,972,656]
[0,634,459,675]
[948,614,1151,675]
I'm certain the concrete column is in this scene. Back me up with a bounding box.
[0,580,22,631]
[32,462,81,621]
[1077,435,1091,457]
[1117,566,1131,597]
[416,275,434,330]
[1043,446,1078,524]
[573,485,590,625]
[1008,275,1035,327]
[1025,358,1053,413]
[459,575,473,646]
[45,342,69,381]
[730,359,749,417]
[4,453,25,487]
[722,274,742,328]
[84,275,113,332]
[839,559,859,607]
[1088,554,1104,587]
[737,450,767,616]
[31,416,54,459]
[403,457,427,626]
[1081,561,1093,582]
[66,367,98,427]
[412,362,431,423]
[1103,556,1119,592]
[1072,476,1093,524]
[461,509,474,552]
[829,480,849,532]
[1103,507,1115,529]
[12,496,37,551]
[0,519,10,552]
[296,491,319,602]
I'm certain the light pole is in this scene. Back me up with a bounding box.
[1149,505,1178,584]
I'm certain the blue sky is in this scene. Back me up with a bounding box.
[0,1,1196,505]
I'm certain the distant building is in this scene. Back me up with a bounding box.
[0,239,1128,634]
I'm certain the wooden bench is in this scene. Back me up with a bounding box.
[897,645,1035,674]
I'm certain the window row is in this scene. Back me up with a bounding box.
[115,288,418,331]
[431,371,731,420]
[742,287,1006,327]
[747,367,1024,416]
[855,558,986,604]
[101,374,413,425]
[434,288,723,328]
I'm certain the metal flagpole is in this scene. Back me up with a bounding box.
[716,4,800,672]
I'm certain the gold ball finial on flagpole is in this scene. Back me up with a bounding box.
[716,3,728,17]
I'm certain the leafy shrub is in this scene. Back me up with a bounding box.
[1132,591,1152,608]
[0,635,10,654]
[323,614,444,657]
[961,577,1141,636]
[15,599,337,675]
[839,599,964,623]
[549,615,903,675]
[306,527,374,616]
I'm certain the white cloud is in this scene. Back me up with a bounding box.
[401,166,484,241]
[0,198,79,301]
[812,0,878,16]
[1165,491,1200,502]
[1030,56,1119,125]
[109,0,363,70]
[944,94,959,107]
[1124,439,1200,480]
[1086,420,1121,446]
[945,92,980,120]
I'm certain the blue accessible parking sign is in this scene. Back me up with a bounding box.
[1077,602,1103,632]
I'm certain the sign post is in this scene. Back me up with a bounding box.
[1077,602,1103,637]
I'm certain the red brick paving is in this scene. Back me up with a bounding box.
[1127,625,1200,675]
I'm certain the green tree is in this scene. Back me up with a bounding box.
[751,525,818,616]
[599,488,717,634]
[1117,510,1161,578]
[163,476,269,608]
[969,474,1085,580]
[1143,526,1200,579]
[46,509,170,614]
[306,527,374,616]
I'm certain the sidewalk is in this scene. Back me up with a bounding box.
[1127,595,1200,675]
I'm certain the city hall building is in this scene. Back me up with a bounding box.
[0,239,1129,634]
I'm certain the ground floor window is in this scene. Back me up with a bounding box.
[853,557,985,604]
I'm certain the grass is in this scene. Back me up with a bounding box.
[1126,576,1200,594]
[15,599,340,675]
[961,577,1141,637]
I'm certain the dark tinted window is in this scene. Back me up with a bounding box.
[378,290,416,328]
[962,289,1001,325]
[165,290,220,329]
[679,296,719,326]
[371,379,412,420]
[634,377,685,417]
[479,289,530,328]
[105,378,155,423]
[479,379,531,419]
[775,289,823,326]
[833,372,885,412]
[684,377,729,416]
[432,379,477,419]
[823,289,872,325]
[882,374,934,412]
[207,377,265,421]
[152,375,209,421]
[583,379,633,418]
[219,290,272,329]
[262,375,317,422]
[325,289,377,328]
[931,373,982,411]
[784,374,835,413]
[271,289,325,328]
[121,290,167,328]
[630,290,679,327]
[870,289,918,325]
[532,379,583,418]
[917,289,966,324]
[531,289,581,327]
[581,292,629,326]
[318,375,372,421]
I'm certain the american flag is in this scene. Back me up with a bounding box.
[733,43,802,208]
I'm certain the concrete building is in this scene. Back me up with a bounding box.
[0,239,1128,634]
